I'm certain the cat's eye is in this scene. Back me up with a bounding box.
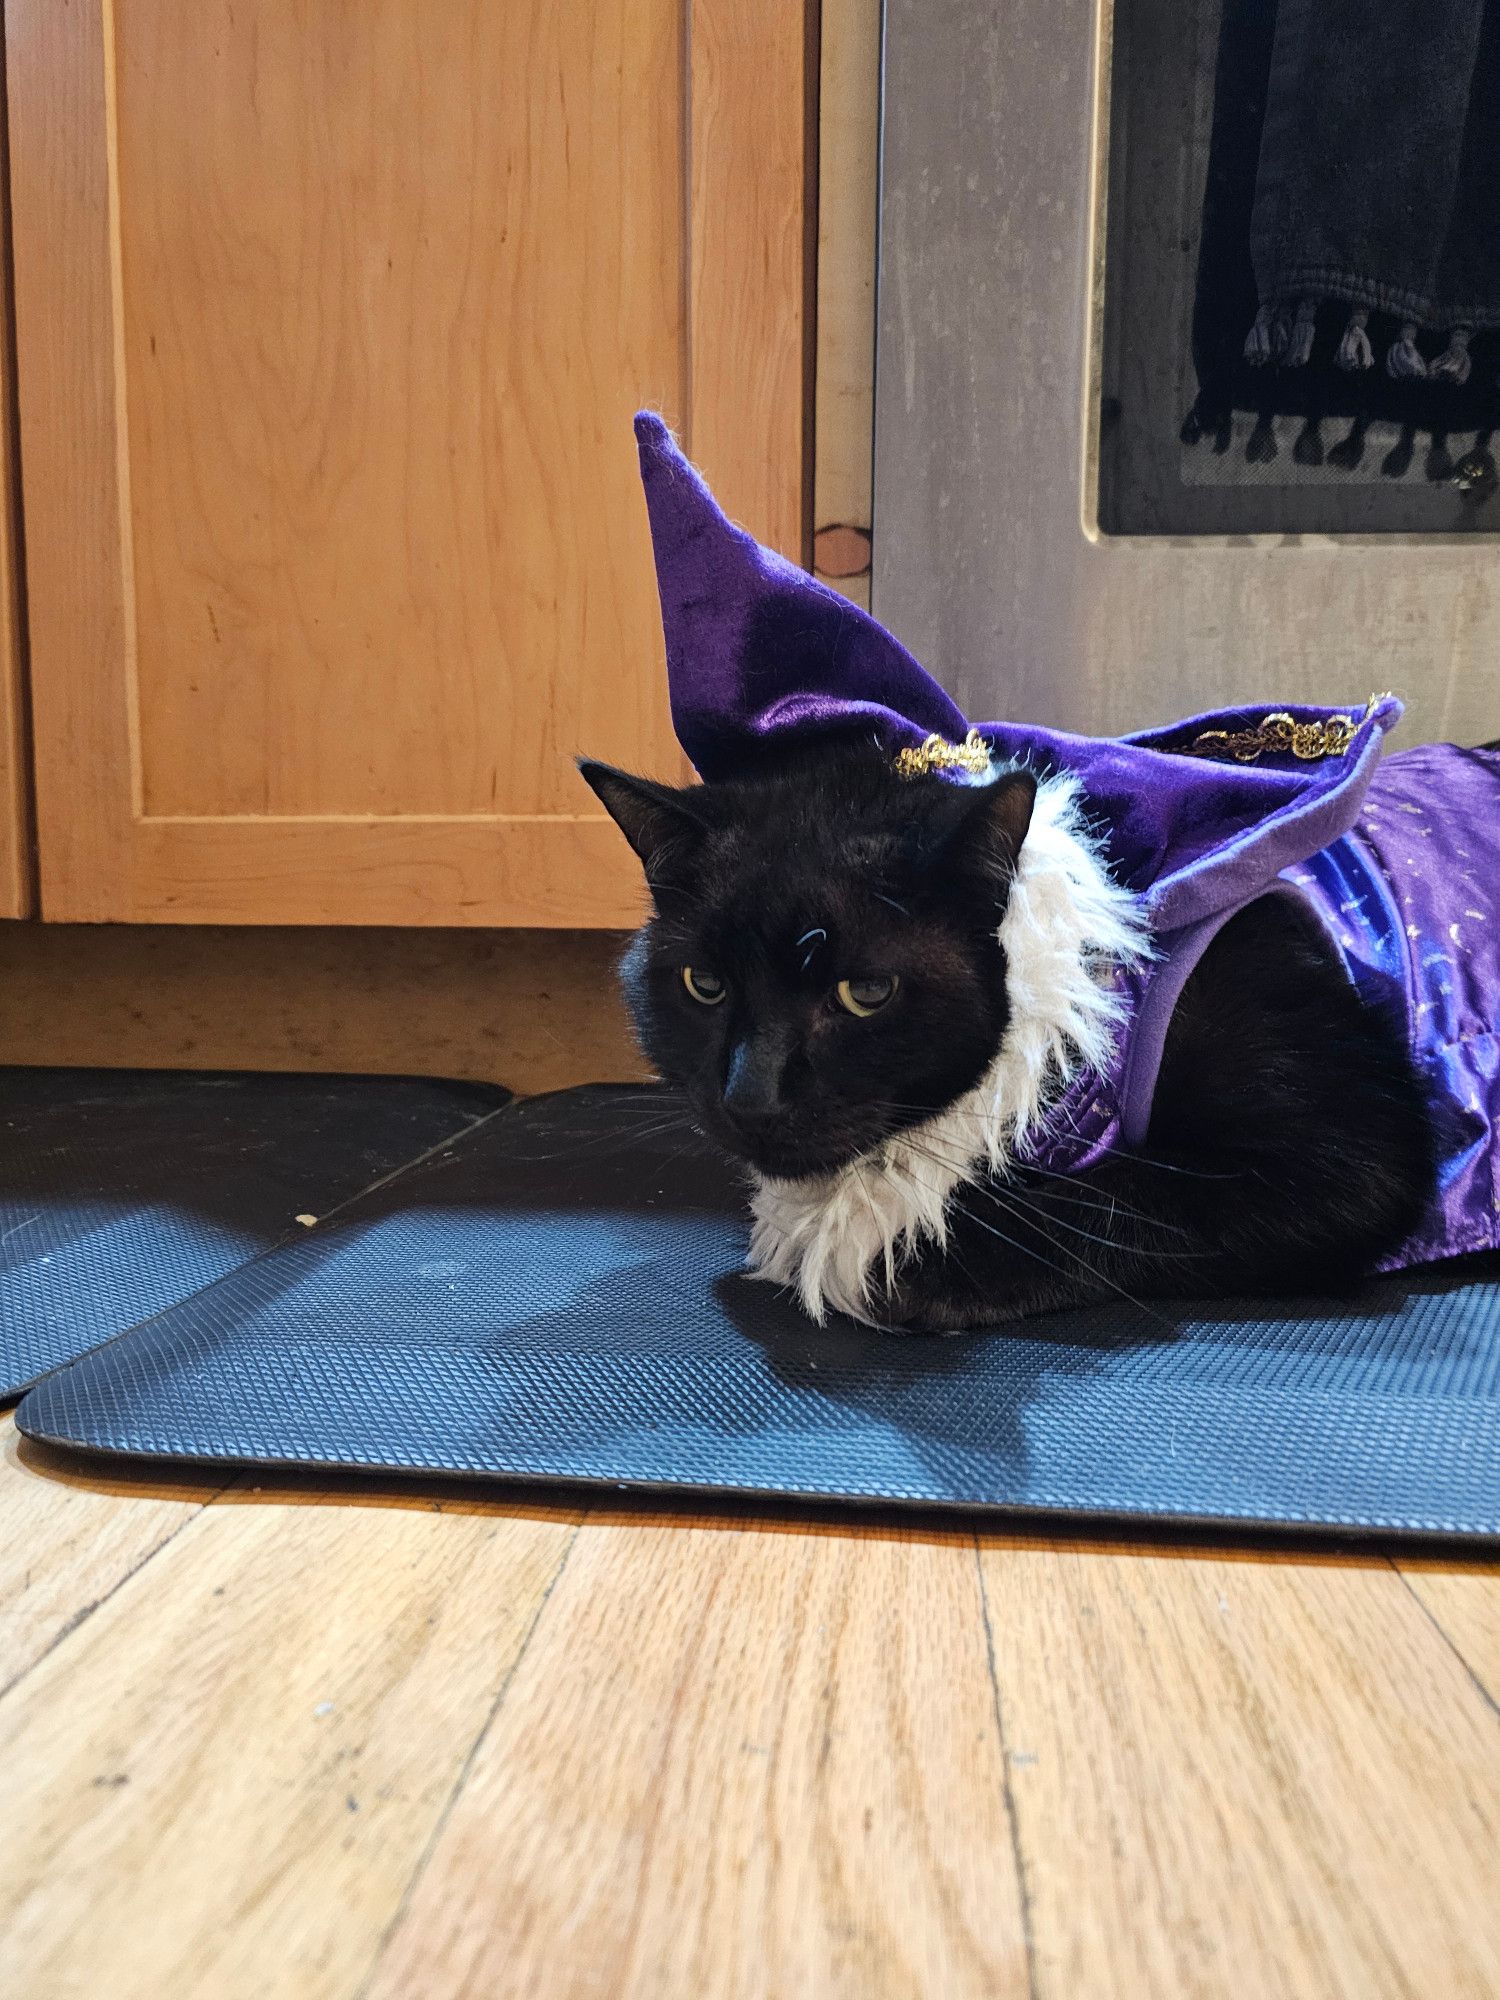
[836,974,899,1017]
[682,966,727,1006]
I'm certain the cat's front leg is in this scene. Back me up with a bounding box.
[876,1247,1095,1333]
[875,1272,986,1334]
[873,1162,1163,1331]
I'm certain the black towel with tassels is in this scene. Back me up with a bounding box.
[1185,0,1500,456]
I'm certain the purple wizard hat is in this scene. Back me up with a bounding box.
[634,411,970,779]
[632,411,1403,937]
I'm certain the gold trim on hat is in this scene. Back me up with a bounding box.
[1184,694,1390,765]
[894,729,993,779]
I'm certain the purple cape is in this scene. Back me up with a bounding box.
[633,412,1500,1270]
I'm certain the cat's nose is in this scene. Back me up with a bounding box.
[721,1037,786,1129]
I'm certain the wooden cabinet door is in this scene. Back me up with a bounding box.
[0,37,28,919]
[6,1,807,925]
[0,356,26,920]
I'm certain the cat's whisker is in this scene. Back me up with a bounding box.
[870,1094,1241,1187]
[948,1185,1179,1330]
[507,1109,698,1166]
[1019,1152,1239,1191]
[880,1119,1198,1242]
[893,1133,1208,1262]
[872,1165,1069,1286]
[967,1173,1212,1263]
[898,1165,1173,1329]
[1110,1150,1243,1182]
[870,1119,1183,1311]
[880,1112,1208,1216]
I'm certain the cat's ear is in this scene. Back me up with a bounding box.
[965,769,1037,872]
[578,760,709,880]
[919,768,1037,889]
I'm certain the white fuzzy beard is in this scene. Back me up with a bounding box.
[746,772,1151,1326]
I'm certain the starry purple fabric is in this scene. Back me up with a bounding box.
[1023,746,1500,1273]
[1287,745,1500,1269]
[633,412,1500,1269]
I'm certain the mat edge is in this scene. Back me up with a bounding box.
[12,1416,1498,1550]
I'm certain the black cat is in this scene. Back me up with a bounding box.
[581,736,1436,1331]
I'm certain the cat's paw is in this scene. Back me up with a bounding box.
[878,1279,989,1335]
[878,1273,1059,1332]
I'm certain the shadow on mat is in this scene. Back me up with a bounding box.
[0,1071,506,1266]
[712,1272,1155,1494]
[0,1069,506,1399]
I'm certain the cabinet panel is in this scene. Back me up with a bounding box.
[7,0,807,924]
[0,25,28,917]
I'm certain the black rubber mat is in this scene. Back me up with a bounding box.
[17,1085,1500,1540]
[0,1068,507,1399]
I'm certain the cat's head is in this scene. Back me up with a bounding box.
[581,738,1035,1179]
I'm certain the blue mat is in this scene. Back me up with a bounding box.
[17,1086,1499,1540]
[0,1068,506,1399]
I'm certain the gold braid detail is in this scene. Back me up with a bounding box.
[1183,694,1390,764]
[894,729,993,779]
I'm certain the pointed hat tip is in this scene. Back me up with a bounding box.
[633,408,738,552]
[633,409,674,452]
[628,406,971,780]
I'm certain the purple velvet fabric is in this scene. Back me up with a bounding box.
[637,412,1398,929]
[1287,744,1500,1269]
[635,412,967,772]
[634,412,1500,1269]
[1021,744,1500,1274]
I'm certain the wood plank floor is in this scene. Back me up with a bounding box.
[2,1409,1496,2000]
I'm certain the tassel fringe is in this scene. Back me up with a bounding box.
[1243,304,1275,366]
[1386,322,1427,378]
[1336,309,1373,371]
[1380,423,1417,478]
[1283,298,1317,367]
[1193,309,1494,474]
[1175,407,1495,482]
[1241,301,1484,384]
[1430,326,1473,385]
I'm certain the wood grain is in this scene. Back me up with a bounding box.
[1399,1560,1500,1708]
[59,813,656,928]
[0,921,647,1095]
[813,0,879,611]
[0,1432,1496,2000]
[113,0,682,822]
[689,0,811,564]
[0,1471,581,2000]
[0,16,30,916]
[8,0,808,926]
[4,0,134,918]
[978,1536,1500,1999]
[366,1514,1030,1999]
[0,1416,222,1696]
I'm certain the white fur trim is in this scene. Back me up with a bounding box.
[747,772,1151,1324]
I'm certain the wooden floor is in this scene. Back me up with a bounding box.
[1,1410,1496,1999]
